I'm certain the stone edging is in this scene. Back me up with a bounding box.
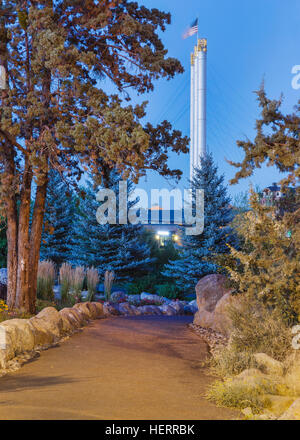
[0,302,103,374]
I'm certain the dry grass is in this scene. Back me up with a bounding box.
[37,260,56,301]
[59,262,73,301]
[104,270,115,301]
[72,266,85,295]
[87,267,99,301]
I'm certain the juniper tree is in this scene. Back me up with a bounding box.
[0,0,188,312]
[72,175,152,282]
[162,154,235,293]
[227,86,300,323]
[40,169,74,266]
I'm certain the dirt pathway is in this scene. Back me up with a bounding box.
[0,316,238,420]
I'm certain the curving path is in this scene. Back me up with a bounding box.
[0,316,238,420]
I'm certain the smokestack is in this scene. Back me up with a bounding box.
[190,38,207,180]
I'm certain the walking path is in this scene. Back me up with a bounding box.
[0,316,238,420]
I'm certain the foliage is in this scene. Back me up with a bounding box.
[86,267,99,301]
[210,293,293,379]
[71,266,85,296]
[73,176,153,282]
[227,190,300,324]
[163,154,236,293]
[104,270,115,302]
[206,378,272,414]
[126,273,159,295]
[142,229,179,275]
[35,299,57,313]
[59,263,73,302]
[37,260,56,301]
[156,283,183,300]
[40,169,74,266]
[0,0,188,312]
[227,87,300,323]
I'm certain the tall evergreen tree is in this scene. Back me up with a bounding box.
[40,169,74,266]
[72,175,152,283]
[162,154,235,293]
[0,0,188,312]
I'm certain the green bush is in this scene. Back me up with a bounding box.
[156,283,184,300]
[206,379,272,414]
[127,274,158,295]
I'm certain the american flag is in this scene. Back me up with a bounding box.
[182,19,198,39]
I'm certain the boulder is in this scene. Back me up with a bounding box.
[195,274,232,312]
[189,299,198,311]
[73,302,93,320]
[140,292,161,303]
[0,268,7,285]
[103,303,121,316]
[278,398,300,420]
[127,294,141,304]
[110,291,127,302]
[193,274,234,335]
[118,302,134,315]
[58,308,84,329]
[169,301,184,315]
[0,319,35,362]
[58,310,77,334]
[159,304,176,316]
[253,353,284,376]
[91,302,104,317]
[33,307,63,339]
[211,293,236,336]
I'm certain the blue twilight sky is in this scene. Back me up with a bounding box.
[127,0,300,201]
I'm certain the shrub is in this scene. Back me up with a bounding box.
[104,270,115,301]
[71,265,85,295]
[228,294,293,363]
[37,260,56,301]
[59,262,73,302]
[206,378,272,414]
[126,274,158,295]
[87,267,99,301]
[36,299,57,313]
[209,293,293,378]
[156,283,184,300]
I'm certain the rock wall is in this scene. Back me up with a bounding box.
[0,302,104,371]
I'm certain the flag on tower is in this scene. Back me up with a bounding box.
[182,18,198,39]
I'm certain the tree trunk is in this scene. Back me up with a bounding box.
[15,159,33,312]
[4,151,18,309]
[29,178,48,312]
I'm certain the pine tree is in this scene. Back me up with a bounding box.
[39,169,74,267]
[162,154,235,293]
[72,175,152,283]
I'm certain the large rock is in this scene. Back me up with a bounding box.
[33,307,63,339]
[193,274,234,335]
[91,302,104,318]
[0,268,7,285]
[140,292,161,303]
[195,274,232,312]
[0,319,35,363]
[110,291,127,303]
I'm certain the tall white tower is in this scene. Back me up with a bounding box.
[190,38,207,180]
